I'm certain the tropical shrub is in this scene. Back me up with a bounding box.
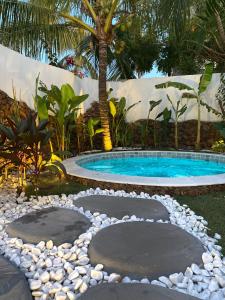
[155,63,214,150]
[108,90,141,147]
[216,74,225,117]
[156,107,172,147]
[142,100,162,148]
[0,114,65,192]
[35,81,88,154]
[212,139,225,153]
[87,117,104,150]
[153,88,187,149]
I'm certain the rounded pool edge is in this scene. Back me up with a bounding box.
[63,151,225,195]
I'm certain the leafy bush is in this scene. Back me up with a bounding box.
[108,89,141,147]
[35,79,88,154]
[211,139,225,153]
[0,114,65,191]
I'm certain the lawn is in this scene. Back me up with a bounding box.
[176,191,225,254]
[26,176,225,254]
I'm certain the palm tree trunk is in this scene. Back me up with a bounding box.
[195,97,201,151]
[98,38,112,151]
[175,119,178,149]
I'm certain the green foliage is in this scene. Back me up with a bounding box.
[199,63,214,94]
[156,107,172,123]
[214,122,225,139]
[108,90,141,147]
[156,63,214,150]
[0,114,66,191]
[216,74,225,118]
[155,81,193,91]
[37,81,88,153]
[211,139,225,153]
[87,117,104,149]
[166,95,187,149]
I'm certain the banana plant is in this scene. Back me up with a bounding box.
[155,63,213,150]
[147,100,162,148]
[38,82,88,153]
[156,107,172,147]
[87,117,104,150]
[109,93,141,147]
[166,95,187,149]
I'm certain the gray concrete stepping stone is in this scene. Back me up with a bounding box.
[0,255,32,300]
[6,207,91,245]
[78,283,199,300]
[89,222,204,279]
[74,195,169,219]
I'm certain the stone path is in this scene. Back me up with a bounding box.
[74,195,169,219]
[78,283,200,300]
[6,207,91,245]
[0,255,32,300]
[2,194,209,299]
[89,221,204,279]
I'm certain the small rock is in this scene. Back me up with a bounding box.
[30,279,41,290]
[90,270,103,281]
[46,240,53,250]
[40,271,50,283]
[108,273,121,283]
[159,276,172,288]
[208,279,219,292]
[68,270,79,281]
[55,291,67,300]
[202,252,213,264]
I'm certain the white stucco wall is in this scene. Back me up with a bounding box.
[0,44,222,122]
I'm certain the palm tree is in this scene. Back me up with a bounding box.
[199,0,225,65]
[0,0,154,151]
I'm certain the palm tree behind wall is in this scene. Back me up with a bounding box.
[0,0,154,151]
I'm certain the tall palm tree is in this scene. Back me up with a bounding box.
[199,0,225,65]
[0,0,153,151]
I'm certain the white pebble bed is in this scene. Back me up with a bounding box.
[0,187,224,300]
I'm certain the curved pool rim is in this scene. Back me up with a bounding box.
[63,151,225,187]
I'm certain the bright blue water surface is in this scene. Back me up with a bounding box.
[80,157,225,178]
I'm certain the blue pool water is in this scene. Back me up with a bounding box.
[80,156,225,178]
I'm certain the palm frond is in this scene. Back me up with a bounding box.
[0,0,89,58]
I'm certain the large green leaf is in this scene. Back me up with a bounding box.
[155,81,194,91]
[36,95,49,121]
[69,94,89,110]
[109,100,117,118]
[156,107,172,122]
[95,128,104,134]
[182,92,197,99]
[61,84,75,103]
[0,124,15,140]
[118,97,126,114]
[87,118,95,138]
[149,100,162,112]
[198,63,213,95]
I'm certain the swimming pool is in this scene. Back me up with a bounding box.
[80,156,225,178]
[63,151,225,194]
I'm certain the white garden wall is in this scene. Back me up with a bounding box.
[0,44,222,122]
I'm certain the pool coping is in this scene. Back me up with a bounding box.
[62,151,225,187]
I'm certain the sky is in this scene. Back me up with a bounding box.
[142,63,164,78]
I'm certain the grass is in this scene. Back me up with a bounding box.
[25,174,88,197]
[25,175,225,253]
[176,191,225,254]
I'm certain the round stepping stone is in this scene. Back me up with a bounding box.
[6,207,91,245]
[74,195,169,219]
[78,283,200,300]
[89,222,204,279]
[0,255,32,300]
